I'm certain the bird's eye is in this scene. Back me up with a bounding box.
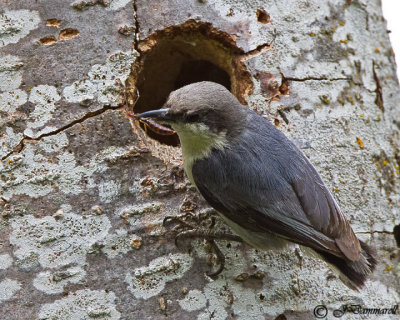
[185,113,200,123]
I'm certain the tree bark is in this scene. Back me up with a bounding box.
[1,0,399,319]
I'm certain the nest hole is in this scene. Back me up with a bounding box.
[394,224,400,247]
[129,22,253,146]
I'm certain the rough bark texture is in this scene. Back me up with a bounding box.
[1,0,399,319]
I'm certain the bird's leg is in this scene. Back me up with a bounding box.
[163,211,242,277]
[163,212,200,231]
[206,239,225,277]
[175,230,242,277]
[174,229,242,246]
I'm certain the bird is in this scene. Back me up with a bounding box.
[134,81,376,290]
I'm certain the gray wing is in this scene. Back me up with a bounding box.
[191,112,361,261]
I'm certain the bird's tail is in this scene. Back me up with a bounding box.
[317,241,377,290]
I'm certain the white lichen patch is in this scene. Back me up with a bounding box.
[0,129,131,200]
[117,202,165,216]
[98,146,135,164]
[0,127,24,159]
[63,79,96,103]
[0,10,40,48]
[0,254,12,270]
[98,180,121,203]
[39,133,70,153]
[0,129,114,199]
[38,289,120,320]
[0,279,21,303]
[0,89,27,113]
[116,202,164,227]
[10,212,111,268]
[107,0,132,10]
[125,253,193,299]
[1,89,25,156]
[1,140,86,199]
[0,55,24,91]
[33,267,86,294]
[63,50,138,107]
[24,85,61,138]
[178,289,207,312]
[196,282,228,320]
[103,228,142,258]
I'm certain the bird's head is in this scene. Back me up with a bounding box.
[134,81,246,139]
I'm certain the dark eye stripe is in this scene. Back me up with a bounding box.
[185,114,200,123]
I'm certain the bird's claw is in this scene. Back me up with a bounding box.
[163,214,243,277]
[205,239,225,278]
[173,230,227,277]
[163,215,194,231]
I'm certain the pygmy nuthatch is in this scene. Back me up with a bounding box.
[135,81,376,289]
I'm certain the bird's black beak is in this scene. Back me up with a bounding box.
[134,108,171,122]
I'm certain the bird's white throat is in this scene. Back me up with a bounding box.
[171,122,227,184]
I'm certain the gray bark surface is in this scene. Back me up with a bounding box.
[0,0,399,319]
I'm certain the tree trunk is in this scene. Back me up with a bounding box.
[1,0,399,319]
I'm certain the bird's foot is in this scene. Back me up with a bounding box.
[163,210,215,231]
[163,212,242,277]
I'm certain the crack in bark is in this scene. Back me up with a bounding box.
[372,60,384,112]
[242,42,271,58]
[242,30,276,59]
[1,104,123,161]
[284,76,351,82]
[133,0,140,52]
